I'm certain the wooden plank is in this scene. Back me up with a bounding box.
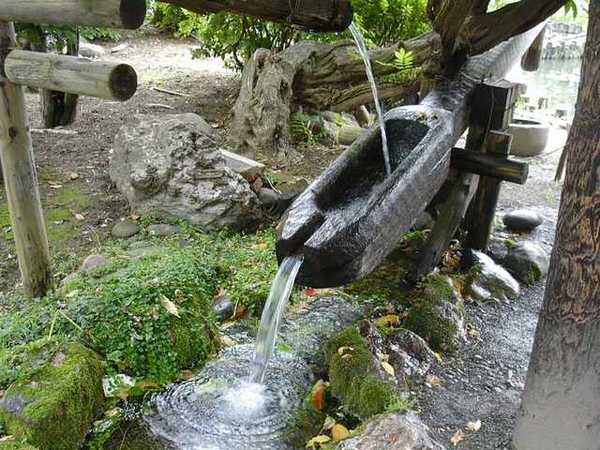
[0,0,146,29]
[0,22,51,298]
[5,50,138,101]
[162,0,353,32]
[451,147,528,184]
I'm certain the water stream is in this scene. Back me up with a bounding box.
[251,255,303,384]
[349,23,392,177]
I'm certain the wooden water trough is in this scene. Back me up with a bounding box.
[277,25,544,288]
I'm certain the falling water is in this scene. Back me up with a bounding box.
[349,23,392,177]
[251,255,303,384]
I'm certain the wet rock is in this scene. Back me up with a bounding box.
[503,209,543,232]
[466,250,520,302]
[258,188,280,206]
[503,241,549,284]
[335,412,446,450]
[79,254,109,273]
[0,341,104,450]
[413,211,435,231]
[387,329,438,382]
[112,219,140,238]
[486,236,509,263]
[279,297,363,371]
[110,114,261,231]
[213,295,235,321]
[147,224,180,237]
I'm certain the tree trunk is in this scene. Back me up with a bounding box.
[39,33,80,128]
[229,33,436,160]
[512,2,600,448]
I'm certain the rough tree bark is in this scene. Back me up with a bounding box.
[230,0,566,161]
[512,2,600,448]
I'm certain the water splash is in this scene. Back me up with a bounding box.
[251,255,303,384]
[349,23,392,177]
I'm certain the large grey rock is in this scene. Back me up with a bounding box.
[110,114,261,230]
[503,209,543,232]
[467,250,520,302]
[335,412,446,450]
[503,241,550,284]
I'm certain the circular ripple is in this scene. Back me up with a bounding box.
[144,345,313,450]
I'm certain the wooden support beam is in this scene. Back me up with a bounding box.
[465,131,513,250]
[0,0,146,29]
[451,147,528,184]
[162,0,353,32]
[411,172,479,283]
[0,22,51,298]
[5,50,138,101]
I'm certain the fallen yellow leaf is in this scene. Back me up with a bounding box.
[381,361,396,377]
[331,424,350,441]
[306,435,331,449]
[466,420,482,432]
[160,295,180,318]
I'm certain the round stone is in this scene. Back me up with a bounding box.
[502,209,543,232]
[112,220,140,238]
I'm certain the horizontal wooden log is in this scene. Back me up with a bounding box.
[5,50,138,101]
[0,0,146,29]
[162,0,353,32]
[451,148,528,184]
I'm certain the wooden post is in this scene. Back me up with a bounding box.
[162,0,353,32]
[5,50,138,101]
[0,0,146,29]
[463,81,519,251]
[0,22,51,298]
[451,147,528,184]
[410,172,480,283]
[465,131,513,250]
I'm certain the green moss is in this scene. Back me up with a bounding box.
[404,274,462,352]
[286,395,328,449]
[0,437,39,450]
[0,341,104,450]
[326,327,399,420]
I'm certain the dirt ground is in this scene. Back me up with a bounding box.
[0,31,341,298]
[0,30,571,450]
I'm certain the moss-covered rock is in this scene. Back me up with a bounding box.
[404,274,465,353]
[326,327,399,420]
[0,340,104,450]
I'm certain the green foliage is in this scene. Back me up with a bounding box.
[290,113,326,145]
[149,0,431,70]
[16,24,120,51]
[0,227,280,386]
[327,327,401,419]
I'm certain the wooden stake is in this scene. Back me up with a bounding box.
[0,0,146,29]
[451,147,528,184]
[0,22,51,298]
[5,50,138,101]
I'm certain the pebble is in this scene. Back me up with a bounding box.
[147,224,180,237]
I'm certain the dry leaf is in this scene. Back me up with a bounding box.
[450,430,465,446]
[303,287,318,297]
[466,420,482,432]
[74,213,85,221]
[160,295,180,318]
[331,424,350,441]
[337,346,354,356]
[381,361,396,377]
[69,172,80,180]
[321,416,336,432]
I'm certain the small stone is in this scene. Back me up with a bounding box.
[80,255,109,273]
[465,250,520,302]
[79,42,106,58]
[502,209,543,232]
[147,224,180,237]
[258,188,280,206]
[503,241,549,285]
[112,220,140,238]
[213,296,235,321]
